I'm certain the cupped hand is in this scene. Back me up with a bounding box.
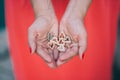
[28,16,59,68]
[57,17,87,66]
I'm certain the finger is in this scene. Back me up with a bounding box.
[60,44,78,61]
[78,38,87,60]
[57,44,78,66]
[57,58,68,66]
[79,46,86,60]
[57,52,72,66]
[47,62,56,68]
[28,28,36,54]
[36,38,56,68]
[53,48,59,61]
[48,49,54,58]
[47,49,57,68]
[57,52,66,66]
[37,46,52,63]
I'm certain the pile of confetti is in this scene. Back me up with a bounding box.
[47,32,71,52]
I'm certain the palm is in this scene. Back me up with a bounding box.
[28,17,59,68]
[57,18,87,66]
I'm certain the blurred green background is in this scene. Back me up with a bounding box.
[0,0,14,80]
[0,0,5,29]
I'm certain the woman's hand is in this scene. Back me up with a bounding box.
[28,0,59,68]
[28,16,58,68]
[57,17,87,66]
[56,0,91,67]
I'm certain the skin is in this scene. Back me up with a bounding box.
[57,0,92,66]
[28,0,92,68]
[28,0,58,68]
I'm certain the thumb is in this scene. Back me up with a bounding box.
[28,28,36,54]
[78,38,87,60]
[79,46,86,60]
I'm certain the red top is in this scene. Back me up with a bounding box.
[5,0,119,80]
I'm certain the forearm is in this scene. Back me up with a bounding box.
[30,0,56,19]
[63,0,92,20]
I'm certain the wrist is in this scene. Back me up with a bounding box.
[36,13,58,25]
[35,8,56,19]
[31,0,56,20]
[61,12,83,24]
[62,0,92,20]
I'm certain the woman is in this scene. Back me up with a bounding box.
[5,0,119,80]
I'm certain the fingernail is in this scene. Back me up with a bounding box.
[82,54,85,59]
[80,53,85,60]
[79,48,84,60]
[29,48,31,54]
[29,48,35,54]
